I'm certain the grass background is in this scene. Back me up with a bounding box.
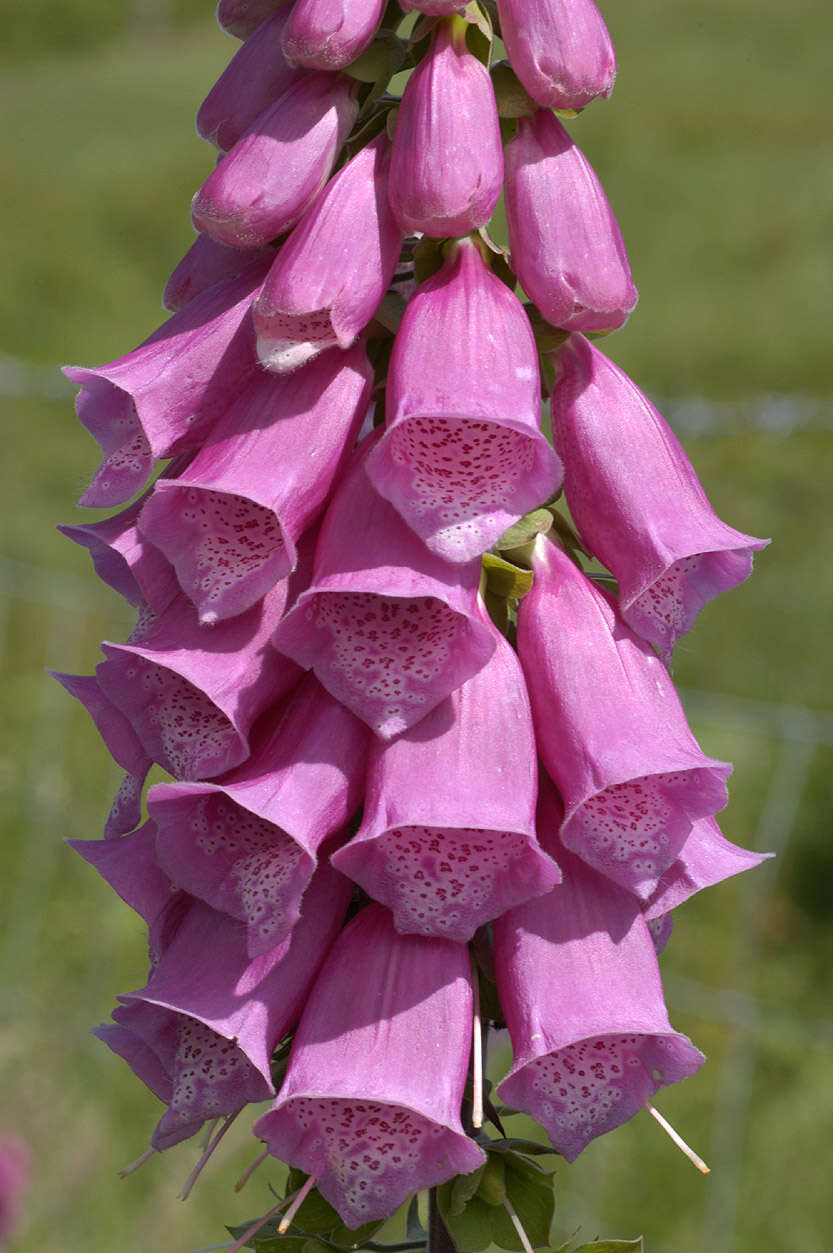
[0,2,831,1250]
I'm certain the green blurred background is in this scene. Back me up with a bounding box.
[1,1,831,1249]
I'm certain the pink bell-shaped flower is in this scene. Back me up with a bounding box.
[64,257,271,507]
[495,781,704,1162]
[197,7,301,152]
[253,903,486,1226]
[551,334,770,660]
[517,535,732,899]
[137,342,373,622]
[495,0,616,112]
[505,110,637,333]
[388,17,503,238]
[96,580,302,780]
[333,622,560,940]
[644,816,771,921]
[367,237,562,561]
[163,233,274,312]
[192,72,358,249]
[96,863,352,1150]
[272,431,496,738]
[254,134,404,372]
[282,0,387,71]
[148,674,369,956]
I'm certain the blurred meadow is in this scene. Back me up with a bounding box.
[1,1,831,1250]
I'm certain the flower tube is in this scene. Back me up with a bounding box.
[388,17,503,238]
[148,674,369,956]
[504,110,637,333]
[517,535,731,899]
[495,779,704,1162]
[495,0,616,112]
[138,342,373,621]
[551,334,769,660]
[273,431,495,738]
[254,134,403,372]
[191,72,358,249]
[367,238,562,562]
[333,624,560,940]
[163,233,275,312]
[254,904,485,1226]
[217,0,286,39]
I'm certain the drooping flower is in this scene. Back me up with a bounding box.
[96,863,352,1150]
[148,674,369,956]
[64,256,271,507]
[367,237,562,562]
[333,620,560,940]
[191,72,359,249]
[163,233,275,312]
[137,342,373,621]
[281,0,387,71]
[197,7,301,152]
[643,815,771,921]
[96,580,302,780]
[254,134,404,373]
[517,534,731,899]
[504,110,637,333]
[550,333,769,660]
[388,16,503,238]
[253,903,486,1226]
[495,779,704,1162]
[273,430,495,738]
[216,0,285,40]
[495,0,616,112]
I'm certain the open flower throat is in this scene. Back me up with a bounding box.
[60,0,768,1240]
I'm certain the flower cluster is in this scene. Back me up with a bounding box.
[61,0,769,1240]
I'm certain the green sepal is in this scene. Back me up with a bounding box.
[524,304,571,356]
[490,61,536,118]
[570,1242,644,1253]
[483,588,510,635]
[547,509,593,560]
[494,509,553,553]
[462,2,493,66]
[499,116,518,145]
[343,29,408,83]
[476,1151,507,1206]
[486,1138,558,1158]
[553,106,580,120]
[482,552,533,599]
[446,1163,487,1216]
[438,1149,556,1252]
[413,235,447,284]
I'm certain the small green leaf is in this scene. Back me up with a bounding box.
[487,1138,558,1158]
[327,1218,387,1249]
[437,1186,501,1253]
[498,1152,556,1250]
[491,61,537,118]
[302,1241,333,1253]
[413,235,446,284]
[225,1225,308,1253]
[495,509,553,552]
[343,30,408,82]
[482,552,533,599]
[448,1163,486,1215]
[462,2,493,66]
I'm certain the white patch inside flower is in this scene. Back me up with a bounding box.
[363,825,546,942]
[186,795,307,951]
[306,593,462,735]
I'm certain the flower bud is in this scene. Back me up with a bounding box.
[198,7,301,151]
[505,110,637,333]
[388,17,503,238]
[282,0,387,71]
[495,0,616,112]
[192,73,358,249]
[216,0,287,40]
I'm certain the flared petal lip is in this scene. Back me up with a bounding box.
[499,1027,705,1091]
